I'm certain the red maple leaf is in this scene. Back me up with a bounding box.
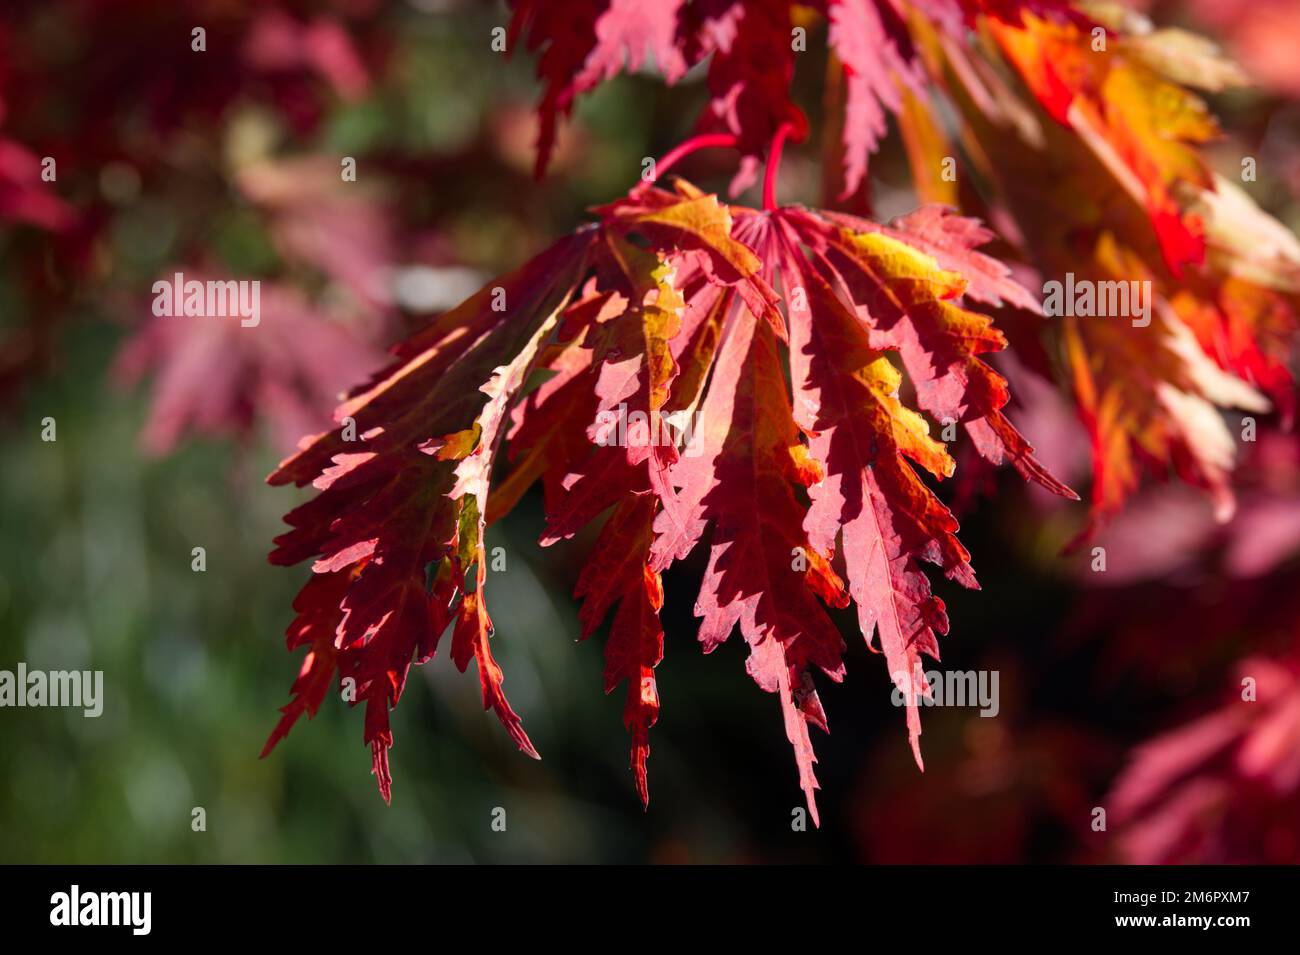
[264,175,1073,815]
[508,0,1085,196]
[1110,648,1300,864]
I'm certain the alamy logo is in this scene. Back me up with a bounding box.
[593,405,705,457]
[891,669,1000,717]
[1042,272,1151,327]
[152,272,261,327]
[0,664,102,717]
[50,885,151,935]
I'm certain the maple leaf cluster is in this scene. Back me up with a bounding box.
[925,6,1300,533]
[263,174,1075,814]
[511,0,1300,529]
[257,0,1300,815]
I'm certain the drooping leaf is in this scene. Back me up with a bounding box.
[264,233,594,798]
[1110,650,1300,864]
[777,215,976,768]
[115,280,385,454]
[509,0,690,177]
[908,7,1300,530]
[507,0,1088,195]
[266,177,1073,814]
[826,0,926,198]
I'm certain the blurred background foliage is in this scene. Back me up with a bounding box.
[1,0,1298,863]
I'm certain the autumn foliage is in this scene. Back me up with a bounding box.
[253,0,1300,819]
[4,0,1298,851]
[263,175,1079,814]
